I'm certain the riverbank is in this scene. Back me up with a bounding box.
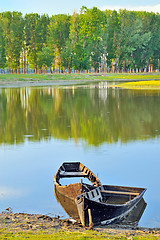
[0,72,160,82]
[0,72,160,89]
[0,212,160,239]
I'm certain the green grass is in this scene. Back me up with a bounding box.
[0,230,159,240]
[0,73,90,81]
[112,80,160,90]
[95,72,160,81]
[0,72,160,82]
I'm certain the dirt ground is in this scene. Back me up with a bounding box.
[0,211,160,237]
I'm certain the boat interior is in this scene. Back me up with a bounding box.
[55,162,101,186]
[55,162,145,205]
[78,184,145,205]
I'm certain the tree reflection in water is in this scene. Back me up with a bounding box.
[0,86,160,146]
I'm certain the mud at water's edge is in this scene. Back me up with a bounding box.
[0,212,160,237]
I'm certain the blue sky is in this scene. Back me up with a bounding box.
[0,0,160,15]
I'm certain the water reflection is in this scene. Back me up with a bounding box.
[1,85,160,228]
[0,86,160,146]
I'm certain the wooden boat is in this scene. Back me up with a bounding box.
[54,162,146,227]
[54,162,101,220]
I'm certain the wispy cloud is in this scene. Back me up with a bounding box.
[0,187,27,199]
[100,4,160,14]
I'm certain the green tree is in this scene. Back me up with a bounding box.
[103,10,120,71]
[11,11,24,73]
[141,12,160,71]
[60,40,73,72]
[77,7,106,72]
[25,13,39,72]
[0,14,6,71]
[1,12,13,72]
[89,39,103,72]
[37,47,53,73]
[151,13,160,71]
[24,13,49,73]
[69,11,90,71]
[1,11,24,73]
[72,43,90,71]
[48,14,70,72]
[111,10,152,72]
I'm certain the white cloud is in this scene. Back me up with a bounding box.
[0,187,27,199]
[100,4,160,14]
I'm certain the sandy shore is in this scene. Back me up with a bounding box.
[0,79,100,88]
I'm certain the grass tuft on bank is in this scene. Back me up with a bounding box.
[112,80,160,90]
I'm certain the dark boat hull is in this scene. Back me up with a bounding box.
[76,187,146,227]
[121,198,147,226]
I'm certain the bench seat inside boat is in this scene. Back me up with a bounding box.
[99,186,139,204]
[84,187,103,202]
[60,172,88,178]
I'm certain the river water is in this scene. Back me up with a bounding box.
[0,83,160,228]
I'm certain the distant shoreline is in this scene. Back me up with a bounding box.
[0,73,160,89]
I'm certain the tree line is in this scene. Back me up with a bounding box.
[0,7,160,74]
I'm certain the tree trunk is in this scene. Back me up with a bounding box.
[123,60,127,72]
[52,62,55,73]
[24,54,26,74]
[27,58,29,74]
[146,59,150,72]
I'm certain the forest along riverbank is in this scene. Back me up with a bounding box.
[0,212,160,237]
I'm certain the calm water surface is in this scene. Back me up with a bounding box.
[0,84,160,228]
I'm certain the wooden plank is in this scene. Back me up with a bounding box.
[88,209,93,229]
[60,172,88,177]
[101,190,139,196]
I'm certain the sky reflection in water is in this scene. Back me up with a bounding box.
[0,85,160,228]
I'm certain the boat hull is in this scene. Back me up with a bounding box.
[76,187,146,227]
[54,182,82,220]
